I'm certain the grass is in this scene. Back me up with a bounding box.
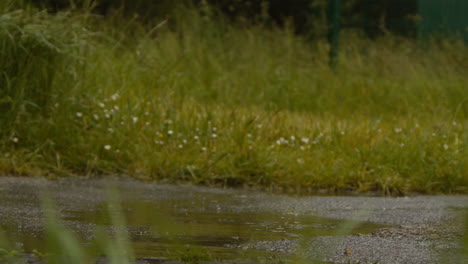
[0,1,466,194]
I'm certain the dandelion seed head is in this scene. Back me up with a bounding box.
[98,103,105,108]
[178,144,183,149]
[132,117,138,123]
[340,131,345,135]
[201,147,207,152]
[182,139,188,144]
[168,130,173,135]
[104,145,111,150]
[194,135,199,140]
[301,137,309,144]
[394,128,402,133]
[297,158,304,164]
[12,137,18,143]
[145,122,150,126]
[76,112,83,118]
[212,133,217,138]
[443,144,449,150]
[93,114,99,120]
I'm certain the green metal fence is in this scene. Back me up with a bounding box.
[419,0,468,41]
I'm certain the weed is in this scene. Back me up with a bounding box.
[0,3,466,194]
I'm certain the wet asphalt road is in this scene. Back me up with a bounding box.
[0,176,467,264]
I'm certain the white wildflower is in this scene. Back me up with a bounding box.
[132,117,138,123]
[111,93,119,101]
[104,145,111,150]
[76,112,83,118]
[443,144,449,150]
[168,130,173,135]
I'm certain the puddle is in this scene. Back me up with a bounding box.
[0,187,385,262]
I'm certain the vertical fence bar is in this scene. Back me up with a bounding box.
[327,0,342,69]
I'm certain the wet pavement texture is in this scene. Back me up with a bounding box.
[0,177,466,264]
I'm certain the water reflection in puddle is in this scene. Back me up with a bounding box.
[1,191,384,262]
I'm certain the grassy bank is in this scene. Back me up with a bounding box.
[0,2,466,194]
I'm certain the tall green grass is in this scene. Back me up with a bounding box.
[0,2,466,194]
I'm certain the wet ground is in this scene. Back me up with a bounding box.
[0,177,466,263]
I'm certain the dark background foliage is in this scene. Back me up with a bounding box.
[26,0,419,37]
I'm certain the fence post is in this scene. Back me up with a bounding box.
[327,0,342,69]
